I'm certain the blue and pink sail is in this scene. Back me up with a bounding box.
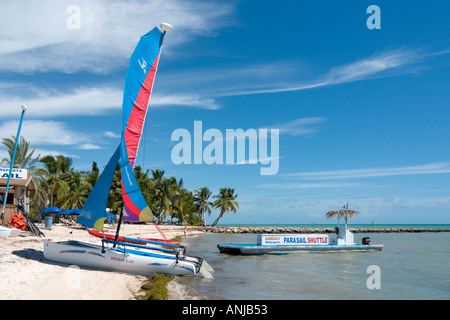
[121,27,165,223]
[122,27,164,169]
[78,27,166,230]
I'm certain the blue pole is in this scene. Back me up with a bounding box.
[1,106,27,222]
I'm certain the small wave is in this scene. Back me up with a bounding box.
[168,278,224,300]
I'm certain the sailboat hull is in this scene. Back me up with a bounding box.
[44,240,212,278]
[0,226,12,237]
[0,226,21,237]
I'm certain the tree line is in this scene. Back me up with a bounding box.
[1,136,239,226]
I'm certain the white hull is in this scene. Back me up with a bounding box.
[218,243,383,255]
[0,226,21,238]
[0,227,11,237]
[44,240,213,278]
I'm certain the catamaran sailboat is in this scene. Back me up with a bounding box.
[44,23,213,279]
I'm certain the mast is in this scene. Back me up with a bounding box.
[113,206,124,248]
[1,105,27,223]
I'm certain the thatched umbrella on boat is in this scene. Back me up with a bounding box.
[325,205,359,244]
[325,203,359,227]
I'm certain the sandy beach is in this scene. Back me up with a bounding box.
[0,223,203,300]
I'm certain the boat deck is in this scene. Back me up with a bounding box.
[217,243,383,255]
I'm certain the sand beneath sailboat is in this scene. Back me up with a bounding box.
[0,223,203,300]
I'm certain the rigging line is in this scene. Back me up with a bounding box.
[143,114,147,169]
[153,222,176,252]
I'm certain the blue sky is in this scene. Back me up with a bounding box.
[0,0,449,224]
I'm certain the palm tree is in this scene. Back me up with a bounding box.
[173,190,199,225]
[1,136,38,168]
[154,179,170,223]
[154,178,181,223]
[55,155,73,182]
[167,177,183,223]
[39,155,73,207]
[81,161,100,192]
[108,164,123,213]
[211,188,239,227]
[149,170,183,224]
[151,169,165,183]
[39,154,73,177]
[30,167,50,213]
[57,170,90,209]
[194,187,212,226]
[0,136,48,214]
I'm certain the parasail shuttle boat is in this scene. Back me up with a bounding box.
[218,207,383,255]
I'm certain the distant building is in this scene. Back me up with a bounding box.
[0,168,35,226]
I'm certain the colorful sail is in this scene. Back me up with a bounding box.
[79,27,164,226]
[77,145,120,230]
[120,135,153,222]
[122,27,165,168]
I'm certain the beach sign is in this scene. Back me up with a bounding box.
[0,168,28,180]
[257,234,329,246]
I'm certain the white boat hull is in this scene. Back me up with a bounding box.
[44,240,213,278]
[218,243,383,255]
[220,230,383,255]
[0,226,11,237]
[0,226,21,238]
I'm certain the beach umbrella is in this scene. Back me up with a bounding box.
[40,207,62,214]
[325,209,359,226]
[70,209,81,215]
[59,209,81,216]
[325,209,359,219]
[67,209,81,215]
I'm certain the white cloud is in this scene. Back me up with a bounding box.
[0,47,438,124]
[77,143,102,150]
[215,48,425,96]
[284,161,450,180]
[33,148,79,159]
[0,86,221,119]
[0,0,234,73]
[325,49,420,84]
[263,117,326,136]
[0,87,121,118]
[103,131,120,138]
[150,93,220,110]
[0,119,92,147]
[149,48,431,103]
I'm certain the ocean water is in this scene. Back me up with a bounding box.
[180,230,450,300]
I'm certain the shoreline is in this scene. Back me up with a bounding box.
[189,226,450,234]
[192,226,450,234]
